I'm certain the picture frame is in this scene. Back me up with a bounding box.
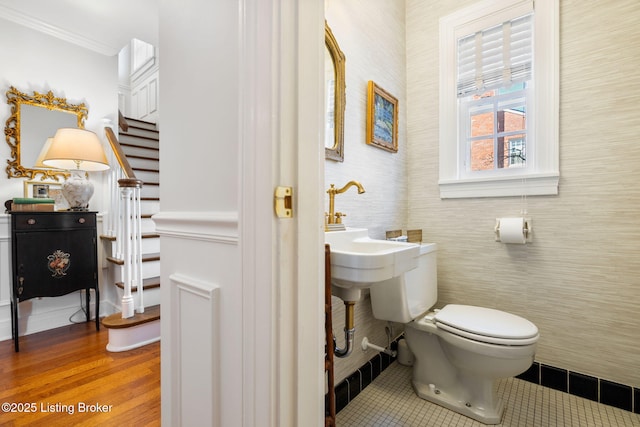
[24,180,69,211]
[366,81,398,153]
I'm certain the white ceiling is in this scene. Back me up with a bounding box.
[0,0,158,56]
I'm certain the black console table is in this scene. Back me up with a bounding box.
[10,211,100,352]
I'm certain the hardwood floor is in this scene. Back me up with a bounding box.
[0,322,160,426]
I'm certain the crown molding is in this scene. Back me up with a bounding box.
[0,4,119,56]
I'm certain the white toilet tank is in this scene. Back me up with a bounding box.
[370,243,438,323]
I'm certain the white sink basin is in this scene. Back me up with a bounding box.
[325,228,420,301]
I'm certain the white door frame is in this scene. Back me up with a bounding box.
[239,0,324,425]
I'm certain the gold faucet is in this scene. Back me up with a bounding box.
[326,181,365,226]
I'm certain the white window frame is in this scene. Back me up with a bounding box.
[439,0,559,198]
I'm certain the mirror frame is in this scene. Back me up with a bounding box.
[325,22,346,162]
[5,86,87,181]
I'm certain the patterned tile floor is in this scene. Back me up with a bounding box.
[336,363,640,426]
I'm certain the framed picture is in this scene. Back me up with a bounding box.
[24,180,69,211]
[366,81,398,152]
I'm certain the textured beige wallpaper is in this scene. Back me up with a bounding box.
[406,0,640,387]
[325,0,408,383]
[324,0,408,242]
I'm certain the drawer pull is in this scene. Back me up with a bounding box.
[78,218,86,224]
[27,218,36,225]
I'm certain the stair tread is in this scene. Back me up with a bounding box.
[118,136,159,149]
[102,305,160,329]
[121,141,159,149]
[107,253,160,265]
[119,130,160,141]
[115,277,160,291]
[101,231,158,242]
[124,117,157,126]
[100,231,159,244]
[121,127,159,134]
[120,132,159,141]
[125,154,160,160]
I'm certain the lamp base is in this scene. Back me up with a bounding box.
[62,170,94,211]
[66,206,90,212]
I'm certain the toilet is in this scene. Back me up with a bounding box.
[369,243,539,425]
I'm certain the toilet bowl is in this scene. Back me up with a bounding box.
[369,244,539,424]
[405,304,538,424]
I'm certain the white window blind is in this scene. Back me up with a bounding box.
[457,14,533,97]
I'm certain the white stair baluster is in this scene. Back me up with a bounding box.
[120,185,134,319]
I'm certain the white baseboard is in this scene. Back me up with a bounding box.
[0,300,94,342]
[0,295,121,343]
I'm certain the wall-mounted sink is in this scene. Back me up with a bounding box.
[325,228,420,301]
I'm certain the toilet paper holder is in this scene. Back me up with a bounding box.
[494,218,533,243]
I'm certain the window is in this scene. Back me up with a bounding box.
[439,0,558,198]
[132,38,155,74]
[463,83,529,173]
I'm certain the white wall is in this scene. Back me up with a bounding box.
[0,17,118,340]
[0,17,118,211]
[157,1,241,425]
[325,0,408,383]
[159,3,238,213]
[406,0,640,388]
[325,0,408,240]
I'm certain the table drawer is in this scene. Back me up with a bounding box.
[12,212,96,231]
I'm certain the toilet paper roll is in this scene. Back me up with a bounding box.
[498,217,526,244]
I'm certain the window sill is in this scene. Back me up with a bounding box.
[439,172,558,199]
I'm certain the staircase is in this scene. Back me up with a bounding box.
[101,117,161,352]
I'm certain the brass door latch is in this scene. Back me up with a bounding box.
[274,186,293,218]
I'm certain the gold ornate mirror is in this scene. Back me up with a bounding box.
[325,22,346,162]
[5,86,87,180]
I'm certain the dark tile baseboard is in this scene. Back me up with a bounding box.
[329,341,640,416]
[517,362,639,414]
[329,341,397,413]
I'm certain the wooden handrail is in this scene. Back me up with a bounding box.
[105,127,136,179]
[118,110,129,132]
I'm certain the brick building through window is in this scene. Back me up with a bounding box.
[466,86,527,172]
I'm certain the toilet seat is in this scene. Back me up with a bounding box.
[434,304,539,346]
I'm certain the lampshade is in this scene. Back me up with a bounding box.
[42,128,110,171]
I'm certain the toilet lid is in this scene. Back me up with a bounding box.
[435,304,539,345]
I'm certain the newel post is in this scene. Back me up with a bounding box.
[118,178,144,318]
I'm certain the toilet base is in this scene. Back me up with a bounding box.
[412,379,504,425]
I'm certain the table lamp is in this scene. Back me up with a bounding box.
[42,128,110,210]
